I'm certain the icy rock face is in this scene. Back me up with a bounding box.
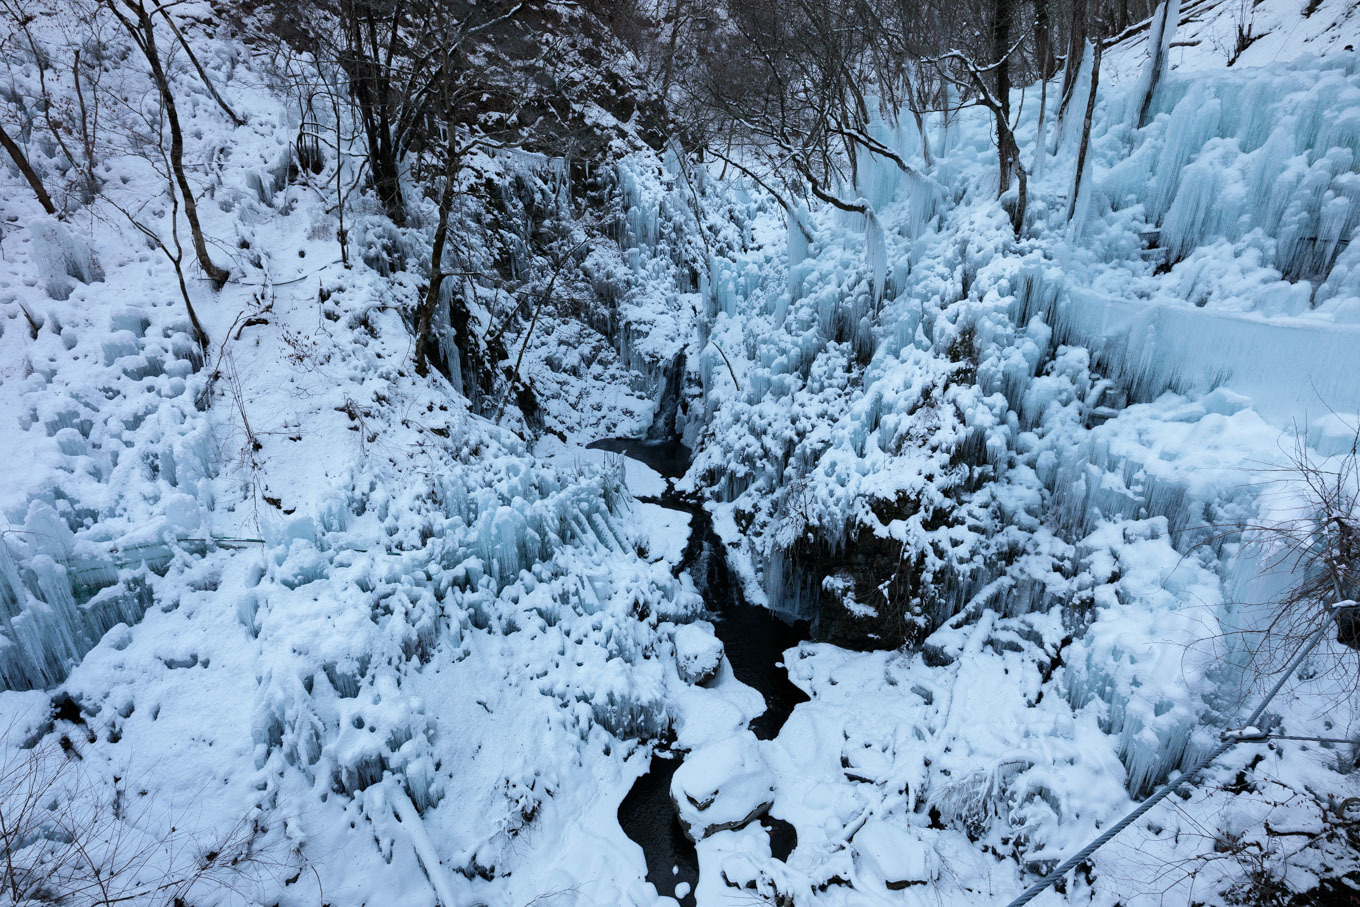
[670,732,775,841]
[500,146,725,441]
[673,621,723,684]
[581,154,706,419]
[250,442,703,816]
[684,51,1360,650]
[0,511,159,691]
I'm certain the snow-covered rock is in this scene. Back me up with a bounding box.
[673,622,723,685]
[852,820,939,890]
[671,732,776,841]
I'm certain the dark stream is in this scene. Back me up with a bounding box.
[591,437,807,906]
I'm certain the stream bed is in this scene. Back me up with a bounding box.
[591,437,808,905]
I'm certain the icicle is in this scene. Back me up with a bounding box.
[27,216,104,301]
[1033,78,1051,182]
[865,208,887,304]
[435,281,464,397]
[787,204,810,302]
[1150,86,1221,221]
[937,83,955,158]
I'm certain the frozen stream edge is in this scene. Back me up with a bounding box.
[589,437,806,906]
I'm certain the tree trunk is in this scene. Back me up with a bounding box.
[370,141,405,225]
[156,9,243,126]
[0,123,57,215]
[905,67,933,167]
[658,0,687,98]
[1137,0,1175,128]
[414,140,460,376]
[116,0,230,287]
[1036,0,1055,79]
[1057,0,1089,125]
[1069,39,1103,221]
[1033,74,1049,178]
[339,1,406,225]
[992,0,1014,194]
[1033,0,1054,177]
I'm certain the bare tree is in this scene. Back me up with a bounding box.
[102,0,231,286]
[333,0,411,225]
[0,729,280,904]
[0,0,104,212]
[686,0,931,216]
[317,0,522,228]
[103,171,213,351]
[0,122,56,214]
[931,40,1030,235]
[1255,431,1360,654]
[413,121,484,376]
[150,7,243,127]
[342,0,528,373]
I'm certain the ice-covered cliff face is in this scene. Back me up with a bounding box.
[635,3,1360,903]
[688,46,1360,636]
[685,7,1359,673]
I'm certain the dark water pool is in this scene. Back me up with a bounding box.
[591,437,808,904]
[616,751,697,903]
[590,436,693,478]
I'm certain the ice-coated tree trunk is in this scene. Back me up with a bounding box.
[1069,39,1103,221]
[904,67,933,167]
[992,0,1014,193]
[1137,0,1180,128]
[414,139,461,377]
[1031,0,1053,178]
[1057,0,1090,126]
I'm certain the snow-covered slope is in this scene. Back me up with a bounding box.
[0,5,740,904]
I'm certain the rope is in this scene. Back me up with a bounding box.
[1004,739,1234,907]
[1003,605,1351,907]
